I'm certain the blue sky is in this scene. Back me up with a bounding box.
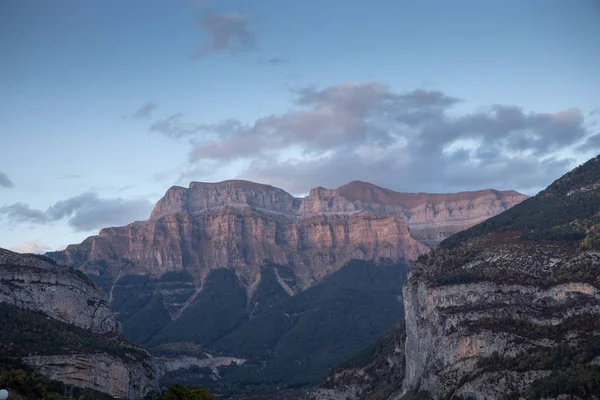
[1,0,599,252]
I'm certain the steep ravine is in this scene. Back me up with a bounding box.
[320,156,600,399]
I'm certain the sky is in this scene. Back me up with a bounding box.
[1,0,599,253]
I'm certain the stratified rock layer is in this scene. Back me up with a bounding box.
[50,180,526,304]
[402,234,600,399]
[24,353,158,399]
[0,248,160,399]
[0,248,119,334]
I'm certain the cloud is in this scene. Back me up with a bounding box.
[193,13,256,58]
[149,113,205,138]
[10,239,51,254]
[132,101,158,119]
[157,82,594,195]
[260,57,288,65]
[0,171,15,188]
[576,132,600,152]
[0,193,153,232]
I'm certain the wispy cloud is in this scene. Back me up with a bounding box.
[156,82,596,195]
[0,171,15,188]
[149,113,204,138]
[259,57,288,65]
[193,13,256,59]
[132,101,158,119]
[0,193,153,231]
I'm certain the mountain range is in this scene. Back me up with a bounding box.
[320,156,600,399]
[41,180,524,394]
[5,159,600,398]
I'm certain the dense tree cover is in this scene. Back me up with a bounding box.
[213,260,409,387]
[155,384,214,400]
[158,260,410,392]
[322,323,406,400]
[440,155,600,249]
[0,303,148,361]
[148,269,249,348]
[478,335,600,398]
[527,365,600,398]
[333,322,405,372]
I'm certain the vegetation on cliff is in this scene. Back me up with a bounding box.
[151,260,409,393]
[441,155,600,249]
[320,322,406,400]
[0,303,149,362]
[0,361,115,400]
[156,384,215,400]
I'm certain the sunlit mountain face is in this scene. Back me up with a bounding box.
[1,1,598,399]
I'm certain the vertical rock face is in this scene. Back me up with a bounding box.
[24,354,158,399]
[0,248,119,334]
[0,247,160,399]
[41,179,526,394]
[50,180,526,301]
[402,239,600,399]
[150,180,301,220]
[402,156,600,399]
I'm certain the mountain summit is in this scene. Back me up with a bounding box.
[47,180,525,392]
[50,180,525,299]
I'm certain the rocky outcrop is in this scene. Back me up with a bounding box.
[0,248,160,399]
[49,180,525,302]
[335,182,527,246]
[155,354,245,381]
[0,248,119,334]
[401,237,600,398]
[24,353,159,399]
[400,155,600,399]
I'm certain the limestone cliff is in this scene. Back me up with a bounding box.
[402,155,600,399]
[0,248,119,334]
[0,248,160,399]
[49,180,525,302]
[24,353,158,399]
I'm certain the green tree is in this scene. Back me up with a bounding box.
[156,384,215,400]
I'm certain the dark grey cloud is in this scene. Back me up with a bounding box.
[157,82,594,195]
[0,193,153,232]
[0,203,47,224]
[193,13,256,59]
[0,171,15,188]
[133,101,158,119]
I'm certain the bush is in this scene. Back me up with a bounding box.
[155,384,215,400]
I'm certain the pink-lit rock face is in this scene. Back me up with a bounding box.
[49,180,525,312]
